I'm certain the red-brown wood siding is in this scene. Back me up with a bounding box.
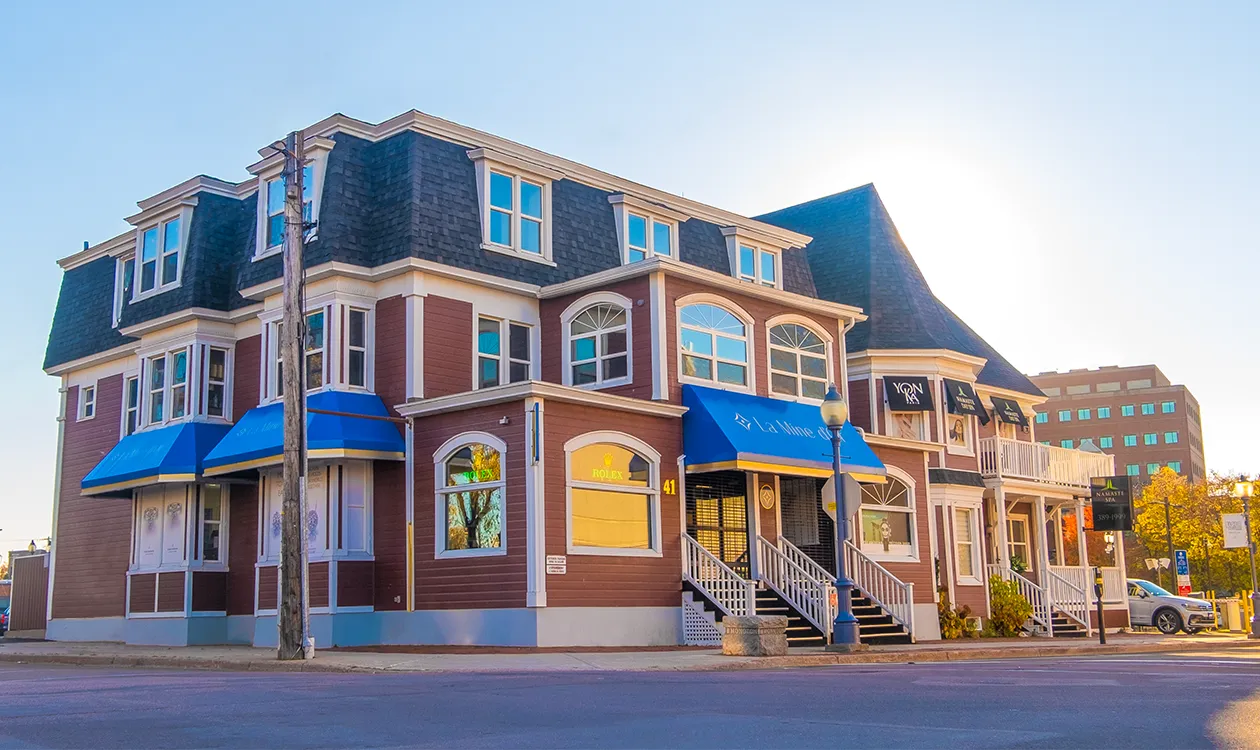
[52,376,131,620]
[423,295,473,398]
[412,404,528,609]
[1090,607,1130,629]
[226,483,258,616]
[663,277,845,404]
[373,460,405,610]
[8,554,49,632]
[257,566,278,611]
[128,573,156,614]
[156,571,185,612]
[309,562,330,608]
[543,401,683,608]
[869,445,935,605]
[757,479,779,544]
[539,277,654,400]
[375,295,407,416]
[848,379,872,432]
[234,335,261,421]
[338,561,375,608]
[191,571,227,612]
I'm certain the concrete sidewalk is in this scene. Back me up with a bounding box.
[0,632,1254,674]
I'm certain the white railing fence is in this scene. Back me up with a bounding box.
[979,437,1114,489]
[1045,567,1091,633]
[757,537,830,634]
[1049,565,1125,603]
[683,534,755,617]
[989,564,1051,634]
[1101,567,1125,602]
[844,540,915,634]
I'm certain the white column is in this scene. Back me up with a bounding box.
[1114,529,1128,601]
[524,397,547,608]
[1075,497,1088,571]
[1033,496,1051,587]
[995,486,1011,570]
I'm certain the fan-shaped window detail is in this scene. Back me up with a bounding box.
[679,303,748,387]
[858,477,915,558]
[569,303,629,386]
[768,323,828,400]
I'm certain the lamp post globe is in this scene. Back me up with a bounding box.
[819,383,864,651]
[1232,480,1258,639]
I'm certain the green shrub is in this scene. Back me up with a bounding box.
[938,596,977,639]
[988,574,1034,637]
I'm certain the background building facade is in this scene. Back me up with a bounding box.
[1029,365,1205,483]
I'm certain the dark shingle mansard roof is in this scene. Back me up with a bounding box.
[44,128,819,369]
[755,184,1042,397]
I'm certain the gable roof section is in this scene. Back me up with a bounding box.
[755,184,1041,396]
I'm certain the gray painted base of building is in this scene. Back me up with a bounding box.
[47,607,684,648]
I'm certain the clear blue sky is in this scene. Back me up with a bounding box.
[1,2,1256,550]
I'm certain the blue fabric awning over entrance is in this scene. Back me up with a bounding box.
[203,391,405,476]
[82,422,232,496]
[681,384,886,482]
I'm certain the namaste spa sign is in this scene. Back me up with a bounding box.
[733,412,830,441]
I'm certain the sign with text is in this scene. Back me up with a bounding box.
[883,377,934,412]
[1089,476,1133,531]
[1223,513,1250,549]
[1175,549,1191,595]
[545,555,567,575]
[942,378,988,422]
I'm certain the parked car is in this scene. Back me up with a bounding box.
[1127,578,1216,634]
[0,604,8,636]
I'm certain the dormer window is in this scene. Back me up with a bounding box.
[264,164,314,251]
[609,195,685,265]
[252,139,330,261]
[469,148,559,264]
[112,255,135,327]
[721,227,784,289]
[133,215,185,299]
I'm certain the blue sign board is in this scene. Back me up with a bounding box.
[1174,549,1189,576]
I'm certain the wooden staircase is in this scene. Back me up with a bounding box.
[852,588,913,645]
[1049,609,1088,637]
[755,587,825,647]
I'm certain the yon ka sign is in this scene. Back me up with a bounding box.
[1089,476,1133,532]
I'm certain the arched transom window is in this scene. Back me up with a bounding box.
[858,477,915,558]
[768,323,828,400]
[437,441,505,556]
[568,442,658,553]
[569,303,629,386]
[679,303,748,387]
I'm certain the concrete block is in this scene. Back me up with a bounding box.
[722,615,789,656]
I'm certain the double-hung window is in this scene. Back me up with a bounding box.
[78,384,96,421]
[1097,406,1111,419]
[1126,464,1139,476]
[123,375,140,436]
[148,355,167,423]
[953,507,979,583]
[1143,432,1157,446]
[1121,404,1135,417]
[272,310,325,398]
[206,348,228,418]
[737,244,778,287]
[144,347,193,426]
[1077,408,1091,420]
[1164,431,1179,444]
[476,316,531,388]
[346,308,369,388]
[1099,436,1113,449]
[626,213,674,263]
[568,304,629,387]
[1035,412,1048,424]
[137,217,182,296]
[169,349,189,419]
[199,484,225,564]
[264,164,314,252]
[1141,403,1155,415]
[1057,409,1071,422]
[1123,434,1137,447]
[1161,401,1176,414]
[488,171,544,254]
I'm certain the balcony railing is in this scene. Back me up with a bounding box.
[979,437,1114,489]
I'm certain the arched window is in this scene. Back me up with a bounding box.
[569,303,629,386]
[566,436,660,555]
[858,476,916,559]
[768,323,828,400]
[679,303,748,387]
[435,437,505,557]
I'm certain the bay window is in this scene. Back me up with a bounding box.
[148,355,167,423]
[347,308,368,388]
[858,477,915,559]
[123,375,139,437]
[206,348,228,418]
[260,462,373,562]
[138,342,233,429]
[170,349,188,419]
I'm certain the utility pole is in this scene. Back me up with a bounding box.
[278,130,311,661]
[1164,497,1175,578]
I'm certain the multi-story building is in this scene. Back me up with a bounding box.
[41,109,1127,649]
[1029,366,1205,483]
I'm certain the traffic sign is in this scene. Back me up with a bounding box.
[1174,549,1191,595]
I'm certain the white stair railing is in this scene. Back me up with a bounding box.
[756,537,830,634]
[683,534,755,617]
[845,540,915,635]
[988,564,1051,634]
[1045,567,1091,634]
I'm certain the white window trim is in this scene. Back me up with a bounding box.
[434,432,509,560]
[564,430,662,558]
[763,314,834,405]
[135,334,235,430]
[344,306,374,391]
[857,466,919,563]
[884,407,931,443]
[263,306,332,403]
[77,382,97,422]
[952,502,984,586]
[473,315,533,390]
[675,293,756,395]
[560,292,634,390]
[1006,513,1030,571]
[112,253,136,328]
[469,148,559,266]
[191,483,230,571]
[142,346,194,429]
[252,146,331,261]
[202,345,234,421]
[120,371,140,439]
[132,204,194,302]
[943,408,975,457]
[721,227,784,290]
[608,195,686,266]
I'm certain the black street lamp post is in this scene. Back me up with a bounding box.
[821,384,865,651]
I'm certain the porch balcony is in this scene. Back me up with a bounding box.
[978,436,1114,490]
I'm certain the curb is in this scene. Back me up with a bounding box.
[0,639,1254,674]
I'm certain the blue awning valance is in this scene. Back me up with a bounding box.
[681,385,886,482]
[82,422,232,497]
[202,391,405,476]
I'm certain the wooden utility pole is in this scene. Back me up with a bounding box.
[278,130,311,660]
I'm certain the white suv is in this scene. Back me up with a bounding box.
[1127,579,1216,634]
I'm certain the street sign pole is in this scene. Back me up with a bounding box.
[1093,566,1106,645]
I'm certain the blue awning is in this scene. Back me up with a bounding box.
[681,384,886,482]
[203,391,405,476]
[82,422,232,497]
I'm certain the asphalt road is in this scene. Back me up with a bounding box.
[1,651,1258,749]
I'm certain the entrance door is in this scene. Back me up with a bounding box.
[779,476,834,575]
[686,471,749,577]
[1007,514,1030,571]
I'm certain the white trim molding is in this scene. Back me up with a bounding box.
[674,292,757,395]
[563,430,663,558]
[395,380,688,420]
[559,291,633,390]
[432,431,509,560]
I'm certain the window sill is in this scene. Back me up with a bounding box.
[677,375,753,396]
[481,242,557,267]
[76,414,96,423]
[858,550,919,565]
[252,246,282,262]
[567,545,662,558]
[957,575,984,586]
[945,445,975,457]
[569,377,633,391]
[436,547,506,560]
[132,282,181,304]
[767,392,825,407]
